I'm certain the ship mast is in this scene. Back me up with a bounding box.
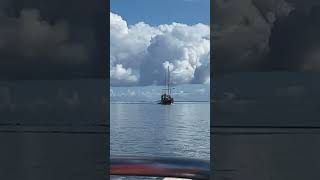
[164,67,167,94]
[167,66,170,95]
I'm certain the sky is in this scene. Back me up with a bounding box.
[110,0,210,87]
[212,0,320,75]
[212,0,320,126]
[110,0,210,26]
[0,0,107,128]
[0,0,107,80]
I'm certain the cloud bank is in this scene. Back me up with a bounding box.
[110,12,210,86]
[0,0,107,80]
[0,9,88,63]
[213,0,320,75]
[212,0,294,75]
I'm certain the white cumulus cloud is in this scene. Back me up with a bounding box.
[110,12,210,86]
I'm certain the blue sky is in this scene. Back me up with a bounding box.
[110,0,210,26]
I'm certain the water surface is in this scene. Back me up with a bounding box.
[110,101,209,179]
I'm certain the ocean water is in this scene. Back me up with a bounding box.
[110,84,210,179]
[110,102,210,159]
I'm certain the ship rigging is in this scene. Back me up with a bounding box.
[159,66,174,105]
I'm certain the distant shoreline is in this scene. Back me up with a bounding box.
[110,101,210,104]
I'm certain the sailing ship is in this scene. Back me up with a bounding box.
[159,66,174,105]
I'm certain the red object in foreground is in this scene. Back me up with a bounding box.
[112,164,168,175]
[110,156,210,179]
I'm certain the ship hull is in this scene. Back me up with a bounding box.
[159,98,174,105]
